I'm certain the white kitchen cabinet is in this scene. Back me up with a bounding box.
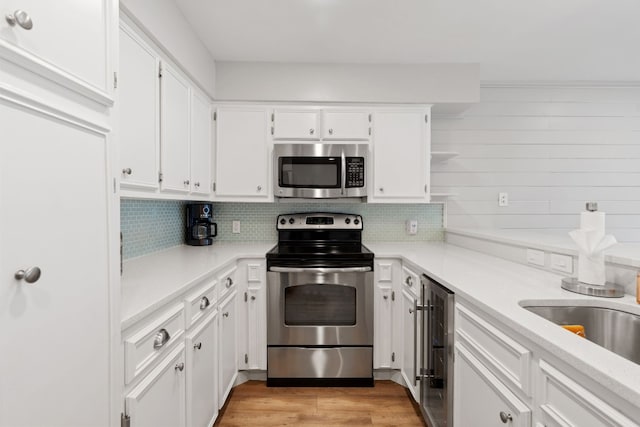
[218,290,238,407]
[0,95,113,427]
[0,0,114,104]
[370,109,431,203]
[118,22,160,191]
[322,109,371,140]
[214,106,271,200]
[454,343,531,427]
[186,311,219,427]
[190,90,212,196]
[237,260,267,371]
[374,259,401,369]
[272,108,321,140]
[125,344,187,427]
[160,62,191,194]
[402,288,420,401]
[272,107,370,141]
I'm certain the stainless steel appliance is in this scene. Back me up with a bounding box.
[273,143,368,199]
[266,212,374,386]
[419,274,455,426]
[186,203,217,246]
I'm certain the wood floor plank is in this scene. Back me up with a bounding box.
[214,381,427,427]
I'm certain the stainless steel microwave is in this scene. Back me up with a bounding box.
[274,143,368,199]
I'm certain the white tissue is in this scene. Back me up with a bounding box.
[569,210,617,286]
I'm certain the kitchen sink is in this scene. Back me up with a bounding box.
[521,304,640,365]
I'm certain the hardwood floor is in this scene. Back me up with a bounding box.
[214,380,427,426]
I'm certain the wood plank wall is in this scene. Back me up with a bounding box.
[431,86,640,242]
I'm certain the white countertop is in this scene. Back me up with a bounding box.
[120,239,640,407]
[446,227,640,268]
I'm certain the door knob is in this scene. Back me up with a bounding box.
[5,10,33,30]
[14,266,41,284]
[175,363,184,372]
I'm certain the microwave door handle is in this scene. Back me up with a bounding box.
[341,150,346,196]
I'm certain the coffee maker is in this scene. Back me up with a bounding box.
[186,203,217,246]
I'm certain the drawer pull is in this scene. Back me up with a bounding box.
[175,363,184,372]
[225,277,233,288]
[199,296,210,310]
[193,342,202,350]
[405,276,413,287]
[153,329,170,349]
[5,10,33,30]
[499,411,512,423]
[223,312,229,318]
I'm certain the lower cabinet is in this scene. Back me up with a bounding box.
[401,288,419,401]
[454,342,531,427]
[186,311,218,427]
[125,344,187,427]
[218,290,238,407]
[373,259,401,370]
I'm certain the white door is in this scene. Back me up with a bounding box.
[190,91,212,196]
[218,291,237,407]
[371,110,430,202]
[186,312,218,427]
[272,109,321,140]
[126,345,187,427]
[160,63,190,193]
[402,289,419,401]
[322,110,371,140]
[247,285,267,370]
[215,107,270,199]
[374,285,392,369]
[0,99,111,427]
[118,23,160,191]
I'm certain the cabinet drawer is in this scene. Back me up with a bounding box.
[218,265,238,301]
[455,303,532,396]
[538,360,637,427]
[124,304,185,384]
[401,265,419,297]
[184,279,218,329]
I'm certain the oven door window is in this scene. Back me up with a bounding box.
[284,284,356,326]
[279,157,341,188]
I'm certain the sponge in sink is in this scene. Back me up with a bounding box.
[562,324,586,338]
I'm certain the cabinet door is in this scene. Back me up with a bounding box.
[160,63,191,193]
[190,91,212,196]
[374,285,392,369]
[215,107,270,199]
[218,291,238,407]
[0,98,111,427]
[247,261,267,370]
[454,343,531,427]
[371,110,430,203]
[126,344,186,427]
[273,109,321,140]
[322,110,371,140]
[118,23,160,191]
[402,289,419,401]
[186,312,218,427]
[0,0,111,98]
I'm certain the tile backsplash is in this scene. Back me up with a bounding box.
[121,199,444,259]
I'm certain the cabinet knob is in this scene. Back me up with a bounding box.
[122,168,132,175]
[499,412,513,423]
[153,329,170,349]
[225,277,233,288]
[184,180,190,186]
[174,362,185,372]
[223,312,229,317]
[409,308,414,314]
[194,182,200,188]
[328,128,334,135]
[251,295,256,301]
[5,10,33,30]
[199,296,210,310]
[405,276,413,287]
[383,295,389,300]
[379,187,384,193]
[193,342,202,350]
[14,266,41,284]
[257,185,262,191]
[309,128,315,135]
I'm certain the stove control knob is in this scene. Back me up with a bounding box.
[280,218,286,225]
[354,218,360,225]
[289,218,295,224]
[345,218,351,224]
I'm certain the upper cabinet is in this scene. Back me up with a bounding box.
[190,91,213,196]
[0,0,115,105]
[214,106,271,201]
[369,108,431,203]
[272,108,371,141]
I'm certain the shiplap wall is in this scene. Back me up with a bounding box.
[431,86,640,242]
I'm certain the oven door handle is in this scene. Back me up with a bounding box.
[269,266,372,273]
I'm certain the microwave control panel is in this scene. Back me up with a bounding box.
[345,157,365,188]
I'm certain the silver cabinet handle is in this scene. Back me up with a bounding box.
[193,342,202,350]
[153,329,170,349]
[309,128,315,135]
[383,295,389,300]
[499,412,513,423]
[379,187,384,192]
[175,363,184,372]
[184,180,190,186]
[223,312,229,317]
[5,10,33,30]
[409,308,414,314]
[257,185,262,191]
[250,295,256,301]
[14,266,41,284]
[122,168,132,175]
[199,296,210,310]
[194,182,200,188]
[405,276,413,287]
[328,128,334,135]
[225,277,233,288]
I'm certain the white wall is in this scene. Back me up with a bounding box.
[120,0,216,97]
[215,62,479,113]
[432,86,640,242]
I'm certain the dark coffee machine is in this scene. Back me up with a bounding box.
[186,203,217,246]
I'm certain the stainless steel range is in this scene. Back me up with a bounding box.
[266,212,374,386]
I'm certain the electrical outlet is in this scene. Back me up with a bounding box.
[498,192,509,207]
[232,221,241,234]
[406,220,418,235]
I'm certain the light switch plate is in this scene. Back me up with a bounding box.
[550,253,573,274]
[406,220,418,235]
[526,248,545,266]
[232,221,241,234]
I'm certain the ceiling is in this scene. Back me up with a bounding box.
[174,0,640,82]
